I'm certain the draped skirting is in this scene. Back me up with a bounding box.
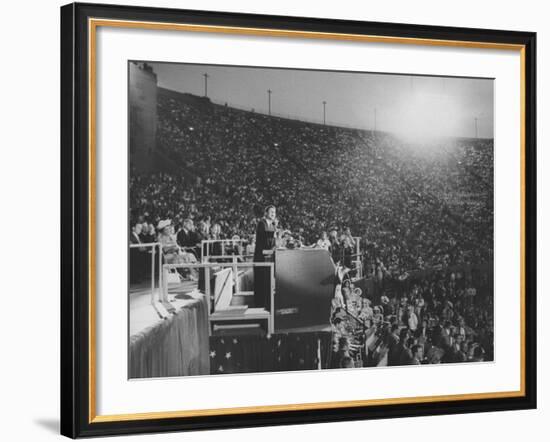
[129,296,334,377]
[129,297,210,378]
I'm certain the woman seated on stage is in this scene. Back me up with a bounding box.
[157,219,198,280]
[157,219,178,260]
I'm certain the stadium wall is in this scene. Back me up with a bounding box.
[129,61,158,173]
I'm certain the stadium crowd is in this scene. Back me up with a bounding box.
[130,88,494,366]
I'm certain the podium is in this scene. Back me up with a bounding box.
[272,248,336,331]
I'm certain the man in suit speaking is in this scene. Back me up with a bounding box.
[253,205,278,309]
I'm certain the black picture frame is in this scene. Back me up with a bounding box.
[61,2,537,438]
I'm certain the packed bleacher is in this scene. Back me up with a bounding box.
[130,87,494,367]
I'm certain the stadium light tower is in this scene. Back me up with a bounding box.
[322,101,326,125]
[203,73,209,97]
[374,108,377,132]
[268,89,272,116]
[474,117,479,139]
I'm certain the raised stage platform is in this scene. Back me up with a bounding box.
[129,247,340,377]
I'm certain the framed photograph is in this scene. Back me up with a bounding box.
[60,2,537,438]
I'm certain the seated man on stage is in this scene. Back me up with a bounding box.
[129,221,148,284]
[253,205,277,309]
[176,218,202,260]
[203,222,223,261]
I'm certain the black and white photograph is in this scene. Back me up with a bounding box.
[128,61,494,379]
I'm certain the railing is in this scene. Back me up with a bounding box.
[201,239,255,301]
[129,242,162,305]
[200,239,250,263]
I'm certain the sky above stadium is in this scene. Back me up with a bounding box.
[147,61,494,140]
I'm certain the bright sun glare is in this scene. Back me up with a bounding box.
[391,91,461,144]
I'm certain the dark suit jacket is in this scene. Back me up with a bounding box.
[254,218,276,261]
[176,229,201,249]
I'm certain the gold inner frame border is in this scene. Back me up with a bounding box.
[87,17,527,424]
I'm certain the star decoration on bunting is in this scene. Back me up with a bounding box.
[225,352,232,360]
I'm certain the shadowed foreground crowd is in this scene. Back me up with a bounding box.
[330,265,493,367]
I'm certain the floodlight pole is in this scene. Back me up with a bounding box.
[268,89,272,116]
[474,117,478,139]
[323,101,326,125]
[203,73,209,97]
